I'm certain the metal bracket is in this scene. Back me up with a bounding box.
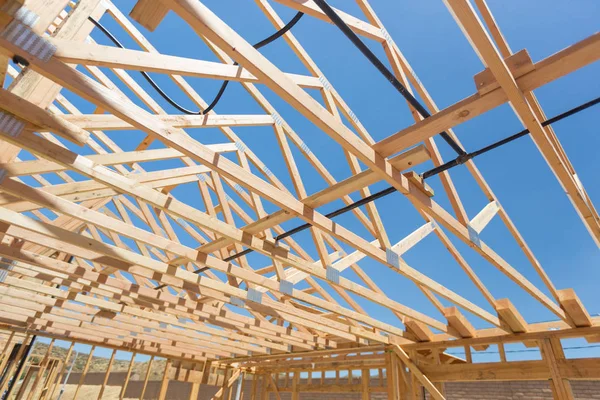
[247,288,263,304]
[1,3,39,27]
[0,111,25,138]
[386,247,400,268]
[467,224,482,248]
[2,20,56,62]
[325,266,340,284]
[230,296,245,307]
[279,279,293,295]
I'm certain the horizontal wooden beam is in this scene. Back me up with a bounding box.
[373,32,600,157]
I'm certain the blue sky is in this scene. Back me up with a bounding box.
[29,0,600,364]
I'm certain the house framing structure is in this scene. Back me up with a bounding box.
[0,0,598,399]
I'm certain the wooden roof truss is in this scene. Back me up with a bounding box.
[0,0,597,373]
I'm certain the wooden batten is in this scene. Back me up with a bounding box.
[557,289,592,327]
[474,49,535,95]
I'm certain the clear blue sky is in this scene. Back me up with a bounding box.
[36,0,600,363]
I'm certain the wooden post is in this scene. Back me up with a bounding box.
[250,373,258,400]
[73,345,96,400]
[139,356,155,400]
[260,374,268,400]
[97,349,116,400]
[15,365,38,400]
[361,368,370,400]
[431,347,446,398]
[189,382,200,400]
[0,331,15,374]
[385,351,397,400]
[220,366,231,400]
[392,346,445,400]
[120,352,137,400]
[48,341,74,400]
[39,359,61,400]
[267,374,282,400]
[0,333,31,396]
[541,338,575,400]
[26,338,55,400]
[291,371,299,400]
[157,359,172,400]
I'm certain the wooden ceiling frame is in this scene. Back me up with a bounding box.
[0,3,596,395]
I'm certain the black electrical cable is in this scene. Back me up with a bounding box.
[88,12,304,115]
[310,0,466,157]
[194,95,600,267]
[422,94,600,179]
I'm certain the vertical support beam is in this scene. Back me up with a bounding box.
[157,359,172,400]
[392,346,446,400]
[201,360,212,384]
[291,371,299,400]
[221,366,231,400]
[267,374,282,400]
[73,345,96,400]
[431,348,446,397]
[48,341,74,400]
[541,338,574,400]
[385,351,396,400]
[234,371,245,400]
[120,352,137,400]
[249,374,257,400]
[0,333,32,397]
[0,331,15,379]
[361,368,370,400]
[189,382,200,400]
[97,349,116,400]
[139,355,154,400]
[15,365,37,400]
[26,338,55,400]
[260,374,268,400]
[39,359,61,400]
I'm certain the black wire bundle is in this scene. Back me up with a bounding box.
[88,12,304,115]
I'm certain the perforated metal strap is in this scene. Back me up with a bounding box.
[13,6,39,27]
[318,75,332,90]
[0,111,25,138]
[272,112,284,126]
[234,141,247,152]
[0,258,14,283]
[1,2,39,27]
[2,20,56,62]
[298,140,312,155]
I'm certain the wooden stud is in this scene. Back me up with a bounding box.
[98,349,117,400]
